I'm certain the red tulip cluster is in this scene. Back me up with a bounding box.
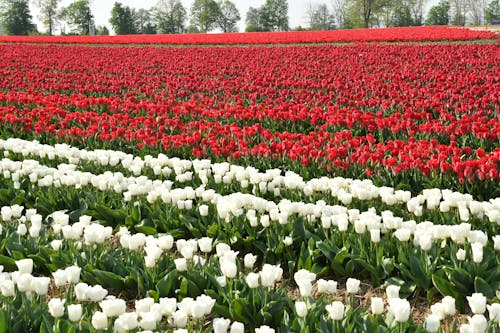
[0,42,498,184]
[0,26,495,45]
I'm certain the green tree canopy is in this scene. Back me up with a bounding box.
[307,3,335,30]
[190,0,220,32]
[109,2,136,35]
[0,0,36,35]
[59,0,93,35]
[153,0,186,34]
[486,0,500,23]
[33,0,59,35]
[216,0,240,32]
[425,0,450,25]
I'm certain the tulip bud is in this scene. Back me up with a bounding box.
[442,296,456,316]
[68,304,83,322]
[371,297,384,315]
[468,314,487,333]
[456,249,466,261]
[173,309,188,328]
[65,265,81,284]
[174,258,188,272]
[213,317,231,333]
[346,278,360,294]
[326,301,345,321]
[15,259,33,274]
[388,298,411,322]
[425,314,440,333]
[32,276,50,296]
[370,229,381,243]
[230,321,244,333]
[386,285,400,299]
[295,301,308,317]
[246,273,259,288]
[471,242,483,263]
[48,298,65,318]
[198,237,213,253]
[467,293,486,314]
[199,205,209,217]
[0,280,15,297]
[244,253,257,269]
[487,303,500,324]
[92,311,108,330]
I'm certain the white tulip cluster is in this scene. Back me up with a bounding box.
[1,138,499,226]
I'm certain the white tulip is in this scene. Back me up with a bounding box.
[468,314,487,333]
[471,242,483,263]
[213,317,231,333]
[467,293,487,314]
[388,298,411,322]
[326,301,344,321]
[48,298,65,318]
[442,296,456,316]
[255,325,275,333]
[487,303,500,324]
[68,304,83,322]
[99,298,126,317]
[295,301,308,317]
[244,253,257,269]
[246,273,260,288]
[425,314,440,333]
[371,297,384,315]
[15,259,33,274]
[346,278,360,294]
[230,321,245,333]
[386,285,400,299]
[174,258,188,272]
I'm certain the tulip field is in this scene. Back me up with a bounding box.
[0,27,498,332]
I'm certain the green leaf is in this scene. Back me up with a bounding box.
[156,271,177,297]
[474,276,494,299]
[432,274,459,298]
[92,269,125,291]
[0,311,9,333]
[0,255,16,271]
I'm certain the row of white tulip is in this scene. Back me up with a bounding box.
[2,204,499,333]
[1,138,499,224]
[0,151,498,265]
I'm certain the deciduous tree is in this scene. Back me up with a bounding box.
[0,0,36,35]
[190,0,220,32]
[33,0,59,35]
[153,0,186,34]
[59,0,93,35]
[216,0,240,32]
[425,0,450,25]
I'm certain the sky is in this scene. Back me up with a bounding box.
[30,0,439,35]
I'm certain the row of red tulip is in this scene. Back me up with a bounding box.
[0,42,497,185]
[0,26,495,45]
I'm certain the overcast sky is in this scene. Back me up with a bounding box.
[30,0,439,35]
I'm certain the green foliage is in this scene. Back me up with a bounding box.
[109,2,136,35]
[153,0,186,34]
[59,0,93,35]
[307,3,336,30]
[245,0,289,32]
[425,0,450,26]
[486,0,500,23]
[216,0,240,32]
[190,0,221,32]
[34,0,59,35]
[0,0,36,36]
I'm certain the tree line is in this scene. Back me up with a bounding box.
[1,0,500,36]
